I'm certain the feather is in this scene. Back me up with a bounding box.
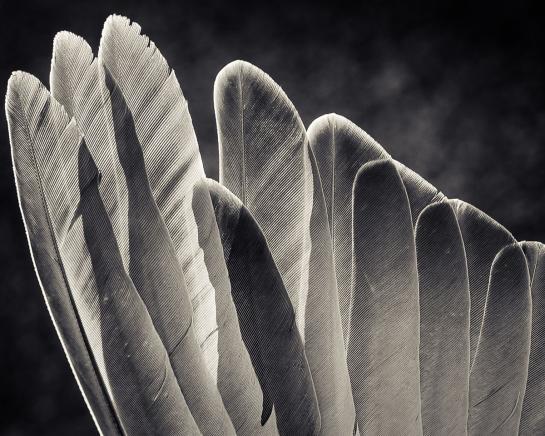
[50,31,235,435]
[5,71,197,435]
[215,61,355,433]
[519,241,545,435]
[468,243,531,435]
[347,159,422,435]
[98,15,220,381]
[77,143,201,435]
[307,114,443,343]
[448,199,516,367]
[207,179,320,435]
[215,60,313,332]
[415,202,470,435]
[192,180,278,435]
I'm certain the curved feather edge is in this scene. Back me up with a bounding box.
[347,159,422,435]
[215,60,313,335]
[307,113,444,345]
[468,243,531,435]
[519,241,545,435]
[448,199,516,368]
[207,179,321,436]
[415,202,470,435]
[98,14,220,380]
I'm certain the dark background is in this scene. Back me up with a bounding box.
[0,0,543,434]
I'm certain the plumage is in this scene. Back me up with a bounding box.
[519,241,545,435]
[347,159,422,435]
[468,243,531,435]
[192,181,278,435]
[207,179,320,435]
[215,61,355,434]
[448,199,516,367]
[6,71,199,435]
[307,114,443,344]
[6,70,121,436]
[50,29,236,435]
[98,15,220,381]
[415,202,470,435]
[77,143,201,435]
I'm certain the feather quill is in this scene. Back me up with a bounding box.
[50,30,235,435]
[415,202,470,435]
[6,72,198,435]
[519,241,545,435]
[215,61,355,433]
[98,15,220,381]
[448,199,516,367]
[207,179,320,435]
[347,159,422,435]
[307,114,443,343]
[468,243,531,435]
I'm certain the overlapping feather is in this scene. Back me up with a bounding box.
[307,114,443,344]
[207,179,319,435]
[6,71,202,435]
[468,243,531,435]
[215,61,355,434]
[448,199,516,367]
[98,16,220,381]
[347,159,422,435]
[415,202,470,435]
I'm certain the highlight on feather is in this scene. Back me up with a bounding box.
[6,13,545,436]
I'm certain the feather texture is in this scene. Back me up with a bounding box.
[307,114,443,344]
[519,241,545,435]
[448,199,516,367]
[98,15,220,381]
[207,179,320,435]
[6,71,199,435]
[192,181,278,435]
[468,243,531,435]
[415,202,470,435]
[50,29,235,435]
[215,61,355,434]
[347,159,422,435]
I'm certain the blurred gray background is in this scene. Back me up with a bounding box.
[0,0,543,434]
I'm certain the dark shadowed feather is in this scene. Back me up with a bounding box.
[415,202,470,435]
[208,179,320,436]
[347,159,422,435]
